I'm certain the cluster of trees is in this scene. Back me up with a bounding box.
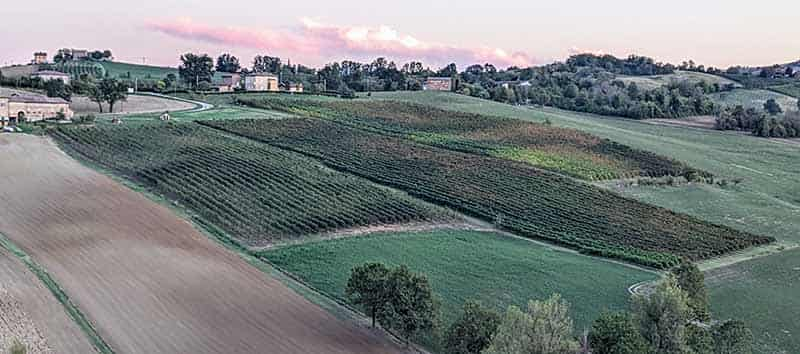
[458,55,724,119]
[345,263,437,347]
[346,261,753,354]
[715,100,800,138]
[0,69,128,114]
[53,49,113,63]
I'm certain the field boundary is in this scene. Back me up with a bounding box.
[0,232,113,354]
[51,135,426,353]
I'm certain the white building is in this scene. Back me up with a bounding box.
[244,73,279,92]
[32,71,71,85]
[0,93,73,126]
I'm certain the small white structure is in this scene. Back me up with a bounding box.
[159,112,171,121]
[32,70,71,85]
[423,77,453,91]
[244,73,279,92]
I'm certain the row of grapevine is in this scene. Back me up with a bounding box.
[51,123,445,245]
[45,62,106,78]
[236,97,709,181]
[204,118,773,268]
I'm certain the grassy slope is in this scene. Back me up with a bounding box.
[705,248,800,353]
[264,230,655,335]
[100,61,177,79]
[708,88,799,113]
[369,91,800,353]
[618,71,740,90]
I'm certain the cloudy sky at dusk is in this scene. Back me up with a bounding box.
[3,0,798,69]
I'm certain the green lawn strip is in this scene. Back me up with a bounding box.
[261,230,657,345]
[0,232,113,354]
[705,248,800,354]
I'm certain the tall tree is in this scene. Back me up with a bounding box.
[43,79,72,101]
[253,55,281,73]
[632,276,691,354]
[178,53,214,89]
[97,78,128,113]
[672,261,710,321]
[381,265,439,347]
[713,320,753,354]
[763,98,783,115]
[589,311,651,354]
[443,300,501,354]
[484,294,580,354]
[437,63,458,77]
[216,53,241,73]
[345,262,390,328]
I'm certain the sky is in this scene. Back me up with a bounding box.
[3,0,799,70]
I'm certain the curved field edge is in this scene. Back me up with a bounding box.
[48,137,416,349]
[0,232,113,354]
[260,230,658,349]
[202,118,772,269]
[232,94,707,182]
[50,123,448,246]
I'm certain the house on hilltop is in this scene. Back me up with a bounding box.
[32,52,48,64]
[423,77,454,91]
[0,93,73,127]
[244,73,279,92]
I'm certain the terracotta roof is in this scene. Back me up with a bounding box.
[5,93,68,104]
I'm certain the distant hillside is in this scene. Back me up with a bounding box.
[618,71,740,90]
[100,61,178,79]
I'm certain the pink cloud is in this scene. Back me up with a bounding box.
[146,17,538,68]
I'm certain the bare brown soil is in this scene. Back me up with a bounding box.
[0,134,406,354]
[70,94,195,115]
[647,116,800,147]
[0,245,96,354]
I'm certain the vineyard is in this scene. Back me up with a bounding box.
[45,61,106,78]
[236,96,706,181]
[204,118,773,268]
[52,123,444,246]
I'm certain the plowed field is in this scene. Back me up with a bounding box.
[0,134,404,354]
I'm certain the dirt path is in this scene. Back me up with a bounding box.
[0,247,95,353]
[0,134,406,354]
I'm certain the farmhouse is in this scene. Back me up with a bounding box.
[284,83,304,93]
[32,52,48,64]
[423,77,453,91]
[32,70,71,85]
[216,72,242,92]
[0,93,73,126]
[244,73,279,92]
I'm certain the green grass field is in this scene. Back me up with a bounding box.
[705,248,800,353]
[708,88,798,112]
[618,71,740,90]
[263,230,656,337]
[100,61,178,79]
[366,91,800,353]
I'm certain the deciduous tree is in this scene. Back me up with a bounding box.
[443,300,500,354]
[484,294,580,354]
[673,261,710,321]
[713,320,753,354]
[589,311,650,354]
[381,265,439,347]
[216,53,241,73]
[632,276,691,354]
[345,262,390,328]
[763,98,782,115]
[178,53,215,89]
